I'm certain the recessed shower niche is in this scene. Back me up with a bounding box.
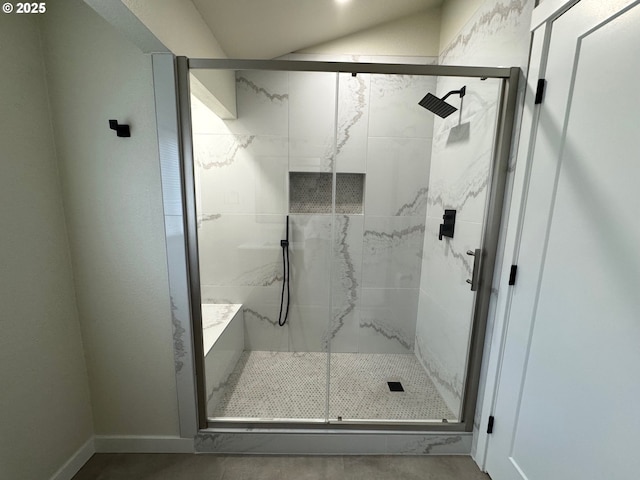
[188,63,508,428]
[289,172,365,214]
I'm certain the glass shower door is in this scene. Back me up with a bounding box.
[328,72,503,423]
[191,68,338,422]
[190,62,505,426]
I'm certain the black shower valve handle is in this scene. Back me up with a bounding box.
[439,209,456,240]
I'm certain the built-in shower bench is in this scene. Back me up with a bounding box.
[201,303,244,414]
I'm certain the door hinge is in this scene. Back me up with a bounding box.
[487,415,495,434]
[535,78,546,104]
[508,265,518,286]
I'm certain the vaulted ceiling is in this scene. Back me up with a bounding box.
[190,0,444,58]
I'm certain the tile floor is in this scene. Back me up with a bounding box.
[72,454,491,480]
[209,351,455,421]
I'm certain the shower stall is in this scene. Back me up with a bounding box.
[177,58,519,432]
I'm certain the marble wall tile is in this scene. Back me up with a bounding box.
[162,215,198,435]
[384,433,471,455]
[191,70,289,136]
[420,217,482,308]
[195,432,388,455]
[288,71,337,172]
[246,284,286,306]
[330,215,363,309]
[205,308,244,416]
[288,214,332,306]
[194,134,288,215]
[235,70,289,136]
[164,216,195,373]
[439,0,534,69]
[427,80,500,224]
[242,303,289,351]
[336,72,370,173]
[200,285,256,305]
[368,74,436,139]
[415,287,468,418]
[288,304,331,352]
[358,288,419,354]
[328,215,364,353]
[194,431,471,454]
[198,214,285,287]
[362,216,425,289]
[326,307,359,353]
[365,137,431,217]
[415,213,482,416]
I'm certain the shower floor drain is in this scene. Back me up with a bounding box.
[387,381,404,392]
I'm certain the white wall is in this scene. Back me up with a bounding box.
[296,8,442,57]
[119,0,237,118]
[0,13,94,480]
[39,0,180,436]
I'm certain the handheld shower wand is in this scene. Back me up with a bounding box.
[277,215,290,327]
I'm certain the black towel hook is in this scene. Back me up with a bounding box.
[109,120,130,137]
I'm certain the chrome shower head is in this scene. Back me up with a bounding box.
[418,86,466,118]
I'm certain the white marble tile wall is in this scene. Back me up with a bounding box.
[202,304,244,416]
[193,56,437,355]
[359,288,419,354]
[414,0,535,421]
[368,74,435,139]
[365,137,431,217]
[195,134,288,215]
[414,78,501,416]
[336,72,369,173]
[334,67,435,355]
[195,431,472,455]
[288,71,337,172]
[326,214,362,353]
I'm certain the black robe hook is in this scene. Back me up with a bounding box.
[109,120,130,137]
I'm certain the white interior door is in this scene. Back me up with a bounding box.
[485,1,640,479]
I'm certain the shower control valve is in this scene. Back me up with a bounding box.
[438,209,456,240]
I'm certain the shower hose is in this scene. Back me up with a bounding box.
[278,215,290,326]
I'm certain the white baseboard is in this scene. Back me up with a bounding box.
[49,437,96,480]
[94,435,194,453]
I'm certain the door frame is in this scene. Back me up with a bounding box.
[472,0,582,469]
[159,56,521,440]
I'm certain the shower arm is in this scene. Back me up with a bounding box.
[441,86,467,101]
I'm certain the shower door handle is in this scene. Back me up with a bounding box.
[466,249,481,292]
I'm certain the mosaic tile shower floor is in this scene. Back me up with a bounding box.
[210,351,456,422]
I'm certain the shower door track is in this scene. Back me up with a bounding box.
[171,56,520,437]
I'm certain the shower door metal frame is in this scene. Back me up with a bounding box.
[176,57,520,434]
